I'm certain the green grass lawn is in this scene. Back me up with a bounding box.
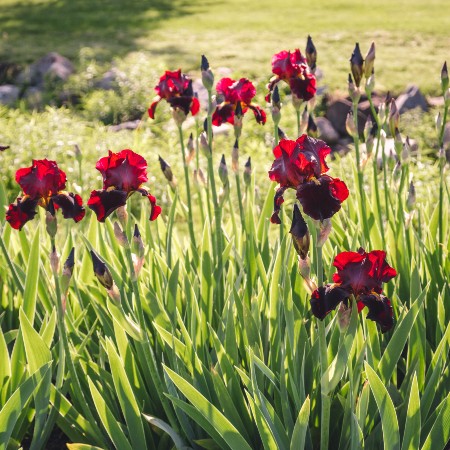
[1,0,449,93]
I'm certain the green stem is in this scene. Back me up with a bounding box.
[178,124,197,250]
[296,109,301,138]
[124,241,179,430]
[235,172,246,235]
[438,103,448,262]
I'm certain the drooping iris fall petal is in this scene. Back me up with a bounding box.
[310,284,351,320]
[6,197,39,230]
[296,175,349,221]
[53,193,86,222]
[359,293,394,333]
[87,189,128,222]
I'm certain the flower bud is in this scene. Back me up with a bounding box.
[113,221,129,248]
[346,110,357,137]
[45,205,58,239]
[186,133,195,165]
[60,247,74,296]
[243,157,252,187]
[378,102,386,124]
[159,155,174,181]
[116,205,128,228]
[337,301,352,332]
[388,99,400,137]
[407,180,416,210]
[365,71,375,92]
[234,102,243,139]
[348,73,360,103]
[218,183,229,207]
[401,136,411,165]
[307,114,318,138]
[201,55,214,91]
[271,85,281,126]
[290,204,310,260]
[350,43,364,88]
[218,154,229,186]
[317,218,332,247]
[198,168,207,186]
[90,249,114,290]
[232,139,239,173]
[50,245,59,274]
[305,35,317,72]
[392,160,402,186]
[292,93,303,111]
[441,61,449,94]
[364,116,373,141]
[394,128,403,157]
[364,42,375,78]
[132,224,145,259]
[200,131,210,156]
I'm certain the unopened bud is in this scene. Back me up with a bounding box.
[90,249,114,290]
[441,61,449,94]
[172,108,187,127]
[218,154,228,185]
[271,86,281,126]
[337,301,352,332]
[232,139,239,173]
[113,222,128,248]
[380,129,387,148]
[350,43,364,88]
[364,116,373,141]
[201,55,214,91]
[346,110,357,137]
[365,71,375,92]
[365,134,374,157]
[244,157,252,186]
[198,168,207,186]
[234,102,243,139]
[290,204,310,259]
[364,42,375,78]
[394,128,403,156]
[116,205,128,228]
[292,93,303,111]
[378,102,386,124]
[407,180,416,210]
[388,99,400,137]
[348,73,360,102]
[132,224,145,259]
[392,160,402,185]
[45,205,57,238]
[305,35,317,72]
[218,183,229,207]
[74,144,82,160]
[200,131,210,156]
[307,114,318,137]
[159,155,174,181]
[186,133,195,164]
[278,127,288,140]
[317,218,332,247]
[401,136,411,164]
[107,285,121,303]
[60,247,75,296]
[50,245,59,274]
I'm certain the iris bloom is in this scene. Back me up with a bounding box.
[148,70,200,120]
[6,159,85,230]
[88,149,161,222]
[266,49,316,105]
[310,248,397,332]
[212,77,266,126]
[268,135,348,223]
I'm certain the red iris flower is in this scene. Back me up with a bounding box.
[6,159,85,230]
[148,70,200,120]
[87,149,161,222]
[266,49,316,104]
[268,135,348,223]
[310,248,397,332]
[212,77,266,126]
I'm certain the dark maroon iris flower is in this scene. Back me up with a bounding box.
[212,77,266,126]
[88,149,161,222]
[266,49,316,104]
[268,135,348,223]
[6,159,85,230]
[310,248,397,332]
[148,70,200,119]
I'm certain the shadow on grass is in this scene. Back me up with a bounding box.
[0,0,192,63]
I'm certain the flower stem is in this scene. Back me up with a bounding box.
[296,109,301,138]
[438,102,448,263]
[178,124,197,250]
[315,242,330,450]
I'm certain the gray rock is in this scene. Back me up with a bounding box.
[192,79,208,109]
[26,52,74,87]
[109,120,141,132]
[315,117,339,144]
[325,97,366,136]
[395,85,428,114]
[0,85,19,105]
[95,69,124,90]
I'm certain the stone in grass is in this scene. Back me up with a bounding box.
[395,85,428,114]
[23,87,44,109]
[0,85,19,106]
[315,117,340,144]
[325,97,366,136]
[22,52,75,87]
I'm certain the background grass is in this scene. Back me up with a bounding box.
[0,0,449,93]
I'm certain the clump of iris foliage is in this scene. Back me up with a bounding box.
[0,39,449,450]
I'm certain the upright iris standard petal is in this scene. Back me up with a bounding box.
[296,175,349,221]
[88,149,161,223]
[149,70,199,119]
[212,77,266,126]
[6,197,39,230]
[332,248,397,295]
[6,159,85,230]
[15,159,66,199]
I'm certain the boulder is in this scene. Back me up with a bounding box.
[192,79,208,109]
[95,69,124,90]
[26,52,74,87]
[325,97,366,136]
[109,120,141,132]
[23,87,44,109]
[315,117,339,144]
[395,85,428,114]
[0,85,19,105]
